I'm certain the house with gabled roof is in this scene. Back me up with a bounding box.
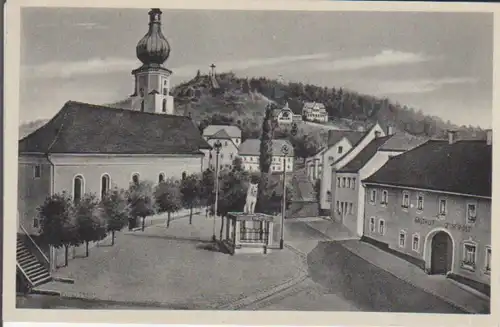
[361,131,492,295]
[332,130,427,236]
[314,122,385,213]
[238,139,294,173]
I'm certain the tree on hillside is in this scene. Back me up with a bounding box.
[38,192,78,267]
[127,181,156,231]
[100,187,130,246]
[75,193,107,257]
[180,174,202,224]
[289,132,323,160]
[256,103,275,212]
[155,178,183,228]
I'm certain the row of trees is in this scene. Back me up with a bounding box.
[37,162,293,267]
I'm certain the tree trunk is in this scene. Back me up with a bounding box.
[64,245,69,267]
[111,230,115,246]
[85,241,89,257]
[189,206,193,224]
[167,212,171,228]
[142,216,146,231]
[219,215,225,240]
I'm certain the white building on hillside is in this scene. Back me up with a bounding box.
[303,102,328,123]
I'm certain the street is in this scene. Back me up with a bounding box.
[17,217,467,313]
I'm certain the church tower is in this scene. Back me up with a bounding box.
[130,8,174,114]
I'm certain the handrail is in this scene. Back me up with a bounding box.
[16,261,33,286]
[19,223,50,266]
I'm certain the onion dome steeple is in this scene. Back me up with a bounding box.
[136,8,171,66]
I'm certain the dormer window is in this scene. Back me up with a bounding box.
[338,146,343,154]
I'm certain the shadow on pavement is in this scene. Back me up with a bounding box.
[306,241,467,314]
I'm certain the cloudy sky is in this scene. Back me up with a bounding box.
[20,8,493,127]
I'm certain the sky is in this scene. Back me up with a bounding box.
[20,8,493,127]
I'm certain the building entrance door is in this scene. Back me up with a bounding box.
[430,231,453,274]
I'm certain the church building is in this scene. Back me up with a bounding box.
[17,8,211,235]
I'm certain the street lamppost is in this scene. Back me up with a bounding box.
[212,140,222,243]
[280,143,290,250]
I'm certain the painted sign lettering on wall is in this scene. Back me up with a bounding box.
[413,217,472,232]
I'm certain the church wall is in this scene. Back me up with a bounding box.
[52,155,204,199]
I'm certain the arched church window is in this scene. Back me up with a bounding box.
[101,174,110,199]
[158,173,165,183]
[141,101,145,112]
[182,172,187,180]
[132,173,140,185]
[73,175,84,203]
[162,99,167,112]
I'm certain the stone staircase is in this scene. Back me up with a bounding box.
[16,235,52,288]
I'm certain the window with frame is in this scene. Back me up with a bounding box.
[347,178,351,188]
[326,191,331,202]
[337,178,341,187]
[381,190,388,205]
[378,219,385,235]
[369,217,375,232]
[349,203,353,214]
[352,178,356,189]
[342,177,346,188]
[338,146,343,154]
[399,231,406,248]
[73,175,84,204]
[485,247,491,273]
[33,165,41,178]
[466,202,477,223]
[402,191,410,209]
[224,141,228,146]
[101,174,110,198]
[33,217,39,228]
[412,234,420,252]
[336,201,340,213]
[132,173,140,185]
[158,173,165,183]
[462,242,477,270]
[417,193,424,211]
[369,189,377,203]
[439,198,447,216]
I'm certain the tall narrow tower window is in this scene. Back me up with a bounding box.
[141,100,145,112]
[162,99,167,112]
[163,88,167,96]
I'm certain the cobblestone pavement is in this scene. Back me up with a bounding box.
[30,214,304,309]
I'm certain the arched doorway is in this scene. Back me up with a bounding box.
[430,231,453,274]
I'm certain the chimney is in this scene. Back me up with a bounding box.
[486,129,492,146]
[374,131,381,138]
[447,130,457,144]
[387,125,394,135]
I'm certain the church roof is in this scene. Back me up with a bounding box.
[19,101,211,155]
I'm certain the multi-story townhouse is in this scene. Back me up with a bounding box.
[327,123,386,215]
[333,132,426,236]
[361,131,492,295]
[238,139,294,173]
